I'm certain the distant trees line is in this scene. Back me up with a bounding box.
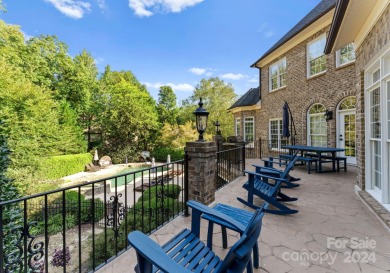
[0,19,237,195]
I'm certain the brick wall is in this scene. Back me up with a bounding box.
[232,110,261,141]
[354,5,390,190]
[258,26,356,147]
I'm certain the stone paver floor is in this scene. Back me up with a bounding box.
[98,159,390,273]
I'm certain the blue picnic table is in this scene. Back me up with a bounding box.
[282,145,345,173]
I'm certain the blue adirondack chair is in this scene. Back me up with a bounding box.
[187,200,267,273]
[128,201,265,273]
[254,151,301,188]
[238,170,299,214]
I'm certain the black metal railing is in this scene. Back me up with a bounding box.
[0,160,185,273]
[245,138,294,159]
[216,145,244,189]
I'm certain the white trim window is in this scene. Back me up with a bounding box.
[269,58,286,91]
[336,43,355,67]
[235,117,241,136]
[244,117,255,144]
[364,45,390,208]
[308,104,327,147]
[307,35,327,77]
[269,119,289,150]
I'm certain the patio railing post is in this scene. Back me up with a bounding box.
[242,143,246,176]
[184,149,190,216]
[185,141,217,205]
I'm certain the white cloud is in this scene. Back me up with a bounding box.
[258,22,275,39]
[257,22,268,32]
[97,0,106,10]
[188,67,214,76]
[144,82,194,92]
[248,77,258,83]
[220,73,247,80]
[128,0,204,17]
[45,0,91,19]
[264,30,275,39]
[21,31,34,41]
[94,57,104,64]
[189,67,206,75]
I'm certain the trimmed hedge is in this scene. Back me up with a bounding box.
[152,147,184,162]
[139,185,182,202]
[38,153,92,179]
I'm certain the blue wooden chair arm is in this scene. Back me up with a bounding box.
[244,170,289,183]
[128,231,192,273]
[187,200,246,232]
[252,164,283,173]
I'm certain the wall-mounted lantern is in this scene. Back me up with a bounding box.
[324,110,333,122]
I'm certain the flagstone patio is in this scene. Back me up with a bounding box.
[97,159,390,273]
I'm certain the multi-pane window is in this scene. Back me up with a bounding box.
[336,43,355,67]
[269,119,289,150]
[244,117,254,143]
[236,118,241,136]
[308,104,327,147]
[370,87,381,139]
[269,58,286,91]
[307,35,326,77]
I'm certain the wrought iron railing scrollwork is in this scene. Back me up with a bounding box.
[106,194,126,238]
[3,222,44,273]
[0,159,185,273]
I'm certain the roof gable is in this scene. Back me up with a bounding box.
[229,87,260,110]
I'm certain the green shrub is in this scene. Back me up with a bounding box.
[152,147,184,162]
[91,185,183,268]
[139,185,182,202]
[30,192,105,236]
[31,214,77,235]
[38,153,92,179]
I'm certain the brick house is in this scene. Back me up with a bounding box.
[230,0,390,213]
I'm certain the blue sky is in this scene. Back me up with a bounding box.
[0,0,321,102]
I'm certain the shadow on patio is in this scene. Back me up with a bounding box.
[98,159,390,273]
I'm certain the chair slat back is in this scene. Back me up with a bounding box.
[217,205,265,272]
[280,151,300,178]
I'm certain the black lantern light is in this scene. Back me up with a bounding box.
[324,109,333,122]
[193,98,209,141]
[215,120,221,135]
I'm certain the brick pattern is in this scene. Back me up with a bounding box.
[354,5,390,190]
[185,141,217,205]
[257,26,356,148]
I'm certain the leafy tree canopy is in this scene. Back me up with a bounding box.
[180,77,237,137]
[157,86,178,125]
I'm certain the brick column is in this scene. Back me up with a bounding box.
[185,141,217,205]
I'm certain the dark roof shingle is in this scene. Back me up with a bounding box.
[229,87,260,110]
[251,0,336,67]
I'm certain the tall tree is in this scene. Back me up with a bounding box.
[181,77,237,136]
[156,86,178,125]
[98,70,159,163]
[0,59,86,193]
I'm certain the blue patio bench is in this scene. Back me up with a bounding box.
[238,171,298,215]
[279,153,318,174]
[304,153,347,172]
[128,200,265,273]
